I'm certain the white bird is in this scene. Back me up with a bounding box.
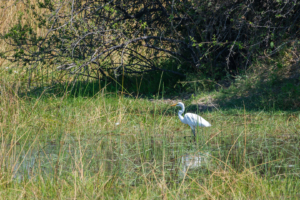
[171,102,211,138]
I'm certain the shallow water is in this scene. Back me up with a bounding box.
[8,132,300,183]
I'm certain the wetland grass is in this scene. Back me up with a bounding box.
[1,84,300,199]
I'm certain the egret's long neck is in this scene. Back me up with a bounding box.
[178,105,185,123]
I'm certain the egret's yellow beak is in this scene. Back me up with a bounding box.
[170,103,177,107]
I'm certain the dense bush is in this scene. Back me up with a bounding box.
[1,0,300,84]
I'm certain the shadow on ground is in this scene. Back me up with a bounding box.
[12,73,300,113]
[213,76,300,112]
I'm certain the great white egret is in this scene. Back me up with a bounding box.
[171,102,211,138]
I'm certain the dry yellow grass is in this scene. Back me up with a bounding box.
[0,0,49,87]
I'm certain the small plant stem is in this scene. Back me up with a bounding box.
[243,102,247,169]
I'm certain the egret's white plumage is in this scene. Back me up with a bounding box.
[171,102,211,137]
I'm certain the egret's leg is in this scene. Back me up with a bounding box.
[192,128,196,142]
[192,129,195,137]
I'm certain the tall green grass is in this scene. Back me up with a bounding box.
[1,80,300,199]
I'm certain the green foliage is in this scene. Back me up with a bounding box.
[3,0,299,82]
[281,81,300,97]
[270,41,274,48]
[178,73,215,93]
[37,0,54,10]
[140,22,147,29]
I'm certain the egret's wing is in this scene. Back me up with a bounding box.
[184,113,211,127]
